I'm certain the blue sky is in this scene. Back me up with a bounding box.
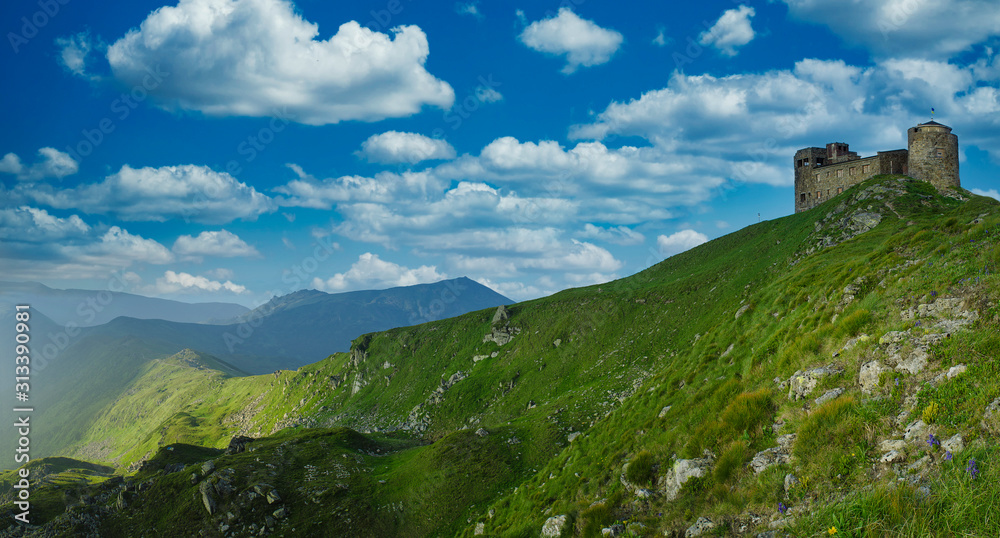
[1,0,998,306]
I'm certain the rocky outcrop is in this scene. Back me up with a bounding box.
[541,514,567,537]
[225,435,254,455]
[982,397,1000,435]
[750,434,795,474]
[686,516,717,537]
[859,360,887,394]
[788,365,843,400]
[199,480,217,515]
[492,305,510,324]
[485,305,520,346]
[815,387,845,406]
[659,451,715,501]
[484,324,520,346]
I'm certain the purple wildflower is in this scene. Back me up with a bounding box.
[927,433,940,448]
[945,451,953,461]
[779,502,788,515]
[967,458,980,479]
[931,290,938,297]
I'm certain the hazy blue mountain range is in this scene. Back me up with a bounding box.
[0,281,250,327]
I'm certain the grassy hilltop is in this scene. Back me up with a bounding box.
[3,175,1000,537]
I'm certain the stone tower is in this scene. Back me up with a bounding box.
[907,121,960,190]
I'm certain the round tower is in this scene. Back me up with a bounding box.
[907,121,960,190]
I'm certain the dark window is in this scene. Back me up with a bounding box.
[801,193,806,202]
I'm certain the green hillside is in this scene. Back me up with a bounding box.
[4,176,1000,537]
[0,278,510,471]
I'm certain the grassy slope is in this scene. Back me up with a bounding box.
[5,176,1000,536]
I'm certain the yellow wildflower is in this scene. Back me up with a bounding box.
[828,526,837,535]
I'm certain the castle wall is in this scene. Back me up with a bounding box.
[794,154,888,213]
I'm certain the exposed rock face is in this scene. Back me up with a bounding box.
[815,387,845,406]
[659,451,715,501]
[750,447,790,475]
[491,305,510,324]
[199,480,216,515]
[880,450,904,463]
[903,420,929,442]
[788,365,842,400]
[225,435,255,455]
[982,397,1000,435]
[783,473,799,492]
[902,297,978,328]
[942,434,965,454]
[484,324,520,346]
[859,360,887,394]
[541,514,567,537]
[485,305,520,345]
[685,516,717,537]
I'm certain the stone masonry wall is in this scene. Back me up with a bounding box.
[908,128,960,190]
[795,155,886,213]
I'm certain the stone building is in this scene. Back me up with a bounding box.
[794,121,960,212]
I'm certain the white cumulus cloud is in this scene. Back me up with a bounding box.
[782,0,1000,59]
[579,223,645,245]
[20,164,275,224]
[0,206,90,240]
[0,147,78,181]
[312,252,446,292]
[972,188,1000,200]
[106,0,454,125]
[149,270,248,294]
[173,230,260,259]
[56,32,97,79]
[519,8,623,74]
[357,131,457,164]
[699,5,756,56]
[657,229,708,257]
[98,226,176,265]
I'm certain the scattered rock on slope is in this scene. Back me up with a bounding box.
[541,514,567,537]
[659,450,715,501]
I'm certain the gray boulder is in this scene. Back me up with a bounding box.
[859,360,887,394]
[541,514,567,537]
[198,480,216,515]
[686,516,717,537]
[750,447,790,474]
[659,451,714,501]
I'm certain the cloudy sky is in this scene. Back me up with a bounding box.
[2,0,998,305]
